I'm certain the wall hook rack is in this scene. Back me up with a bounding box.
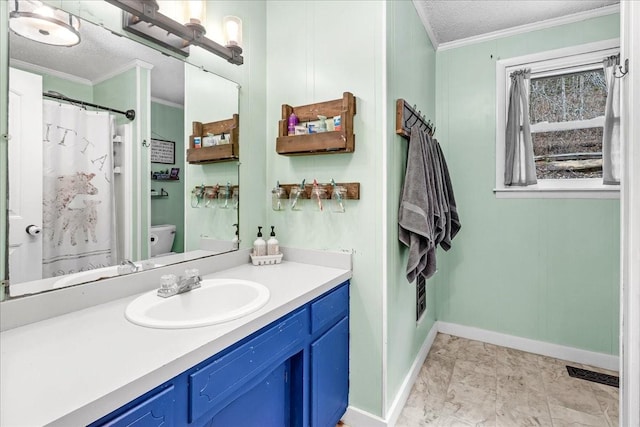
[396,99,435,139]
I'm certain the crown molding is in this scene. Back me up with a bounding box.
[150,97,183,109]
[9,59,92,86]
[438,4,620,52]
[92,59,154,86]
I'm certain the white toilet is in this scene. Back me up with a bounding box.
[149,224,176,257]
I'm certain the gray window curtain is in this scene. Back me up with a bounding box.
[602,55,621,185]
[505,69,537,186]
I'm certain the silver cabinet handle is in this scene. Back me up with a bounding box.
[26,225,42,236]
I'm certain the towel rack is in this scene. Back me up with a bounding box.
[395,99,434,140]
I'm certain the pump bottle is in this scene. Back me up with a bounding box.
[267,226,279,255]
[253,226,267,256]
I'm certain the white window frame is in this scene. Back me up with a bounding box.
[495,39,620,199]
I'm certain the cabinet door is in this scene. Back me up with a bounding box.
[95,385,175,427]
[202,361,290,427]
[310,316,349,427]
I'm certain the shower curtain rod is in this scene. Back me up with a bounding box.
[43,91,136,121]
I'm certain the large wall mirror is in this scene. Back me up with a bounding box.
[5,2,240,298]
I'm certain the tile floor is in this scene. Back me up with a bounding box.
[396,333,619,427]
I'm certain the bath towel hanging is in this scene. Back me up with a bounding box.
[397,99,461,282]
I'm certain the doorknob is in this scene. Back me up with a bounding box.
[26,225,42,236]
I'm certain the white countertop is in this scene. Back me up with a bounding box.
[0,257,351,426]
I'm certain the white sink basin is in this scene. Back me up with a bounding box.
[125,279,270,329]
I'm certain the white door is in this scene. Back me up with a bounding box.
[8,68,43,284]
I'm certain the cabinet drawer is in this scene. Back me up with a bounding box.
[310,283,349,334]
[97,385,175,427]
[189,308,308,422]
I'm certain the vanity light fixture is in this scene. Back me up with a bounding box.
[9,0,81,47]
[106,0,243,65]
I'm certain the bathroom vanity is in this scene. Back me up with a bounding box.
[91,282,349,427]
[0,249,351,427]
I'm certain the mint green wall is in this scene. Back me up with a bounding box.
[385,0,438,412]
[435,14,620,355]
[7,65,93,101]
[94,67,151,260]
[42,75,92,101]
[183,65,238,250]
[151,101,184,254]
[265,0,385,416]
[0,2,8,298]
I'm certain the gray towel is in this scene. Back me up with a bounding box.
[427,133,447,246]
[399,126,437,282]
[435,139,461,250]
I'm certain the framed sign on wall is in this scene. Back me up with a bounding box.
[151,139,175,164]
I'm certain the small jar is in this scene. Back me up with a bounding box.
[310,186,328,212]
[218,186,231,209]
[191,187,204,208]
[204,187,217,208]
[272,187,287,211]
[289,185,305,211]
[232,187,239,210]
[331,185,347,213]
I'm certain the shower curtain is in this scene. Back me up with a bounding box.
[42,100,117,277]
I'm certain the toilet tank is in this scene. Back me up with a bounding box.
[150,224,176,257]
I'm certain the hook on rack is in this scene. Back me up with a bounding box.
[614,58,629,79]
[395,99,435,140]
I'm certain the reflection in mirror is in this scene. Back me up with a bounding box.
[5,4,239,299]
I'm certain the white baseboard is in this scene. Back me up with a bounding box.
[437,321,619,372]
[385,323,439,426]
[341,322,439,427]
[342,405,387,427]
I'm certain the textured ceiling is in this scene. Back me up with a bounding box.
[415,0,620,46]
[10,17,185,106]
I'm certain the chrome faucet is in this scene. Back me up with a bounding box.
[118,259,140,275]
[157,269,201,298]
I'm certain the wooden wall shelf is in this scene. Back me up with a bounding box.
[187,114,239,164]
[276,92,356,156]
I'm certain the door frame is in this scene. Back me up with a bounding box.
[620,1,640,425]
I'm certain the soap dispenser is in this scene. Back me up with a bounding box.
[267,226,279,255]
[232,224,240,250]
[253,226,267,256]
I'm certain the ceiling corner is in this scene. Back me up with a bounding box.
[411,0,439,51]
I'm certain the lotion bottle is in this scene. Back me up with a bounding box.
[253,226,267,256]
[232,223,240,250]
[267,226,279,255]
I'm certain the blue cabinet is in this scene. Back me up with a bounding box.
[311,317,349,427]
[91,281,349,427]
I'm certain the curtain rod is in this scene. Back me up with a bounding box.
[43,91,136,121]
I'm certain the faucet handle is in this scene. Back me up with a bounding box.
[158,274,178,298]
[185,268,200,278]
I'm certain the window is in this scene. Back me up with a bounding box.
[530,69,606,179]
[495,39,620,198]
